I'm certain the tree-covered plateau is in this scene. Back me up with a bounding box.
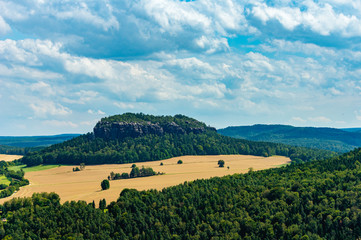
[2,147,361,239]
[21,113,338,166]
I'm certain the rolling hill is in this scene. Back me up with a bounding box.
[22,113,335,166]
[0,134,80,148]
[218,124,361,152]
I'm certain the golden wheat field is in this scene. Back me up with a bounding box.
[0,154,23,162]
[0,155,290,205]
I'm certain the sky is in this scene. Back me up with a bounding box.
[1,0,361,135]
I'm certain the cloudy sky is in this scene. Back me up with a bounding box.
[0,0,361,135]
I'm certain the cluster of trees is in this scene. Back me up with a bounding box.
[218,159,225,167]
[108,165,162,180]
[1,148,361,238]
[73,163,85,172]
[0,161,29,199]
[21,130,336,167]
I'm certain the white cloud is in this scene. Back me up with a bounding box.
[243,52,274,72]
[292,117,306,122]
[88,109,105,115]
[252,3,302,31]
[30,101,71,118]
[0,15,10,35]
[42,120,78,128]
[251,1,361,37]
[308,116,332,123]
[0,64,62,80]
[54,2,119,31]
[140,0,211,34]
[30,81,55,97]
[329,87,343,96]
[0,1,29,21]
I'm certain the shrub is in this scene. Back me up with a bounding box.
[177,160,183,164]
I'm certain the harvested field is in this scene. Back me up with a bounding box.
[0,155,290,205]
[0,154,22,162]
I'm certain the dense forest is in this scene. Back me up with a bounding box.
[21,114,337,166]
[1,147,361,239]
[0,145,35,155]
[218,124,361,152]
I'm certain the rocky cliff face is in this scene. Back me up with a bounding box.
[93,121,215,139]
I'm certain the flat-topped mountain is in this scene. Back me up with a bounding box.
[218,124,361,152]
[93,113,215,139]
[21,113,335,166]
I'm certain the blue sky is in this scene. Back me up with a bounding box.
[0,0,361,135]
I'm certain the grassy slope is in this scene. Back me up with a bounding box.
[8,165,59,173]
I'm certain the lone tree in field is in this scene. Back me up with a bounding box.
[80,163,85,171]
[101,179,110,190]
[218,160,225,167]
[177,160,183,164]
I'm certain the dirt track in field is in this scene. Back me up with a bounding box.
[0,154,22,162]
[0,155,290,205]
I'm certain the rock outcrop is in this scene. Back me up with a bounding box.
[93,121,214,140]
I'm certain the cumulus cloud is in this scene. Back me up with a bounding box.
[1,0,361,134]
[30,101,71,118]
[251,1,361,37]
[0,16,10,35]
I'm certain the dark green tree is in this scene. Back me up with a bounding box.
[99,198,106,210]
[101,179,110,190]
[218,160,225,167]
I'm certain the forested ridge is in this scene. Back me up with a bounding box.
[2,147,361,239]
[22,113,336,166]
[218,124,361,152]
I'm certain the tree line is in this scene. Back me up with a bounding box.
[0,145,42,156]
[108,165,162,181]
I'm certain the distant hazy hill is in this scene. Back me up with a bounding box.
[0,134,80,148]
[22,113,335,166]
[218,124,361,152]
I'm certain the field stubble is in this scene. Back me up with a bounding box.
[0,155,290,205]
[0,154,23,162]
